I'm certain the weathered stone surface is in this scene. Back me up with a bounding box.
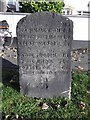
[16,12,73,98]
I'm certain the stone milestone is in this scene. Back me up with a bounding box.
[16,12,73,98]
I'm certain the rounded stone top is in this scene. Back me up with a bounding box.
[16,12,73,34]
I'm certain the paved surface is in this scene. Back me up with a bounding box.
[72,40,89,50]
[0,40,90,71]
[71,40,89,71]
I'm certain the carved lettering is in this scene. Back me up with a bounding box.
[17,12,73,98]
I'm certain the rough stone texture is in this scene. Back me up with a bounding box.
[16,12,73,98]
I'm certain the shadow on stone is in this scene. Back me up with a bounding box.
[2,58,20,92]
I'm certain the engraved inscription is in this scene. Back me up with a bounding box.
[17,12,73,98]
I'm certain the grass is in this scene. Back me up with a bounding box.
[1,70,90,120]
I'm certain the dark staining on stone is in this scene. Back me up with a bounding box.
[52,13,55,19]
[64,34,66,39]
[63,28,65,32]
[68,35,70,39]
[65,22,67,26]
[45,84,48,89]
[45,78,48,89]
[68,28,71,32]
[69,23,71,26]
